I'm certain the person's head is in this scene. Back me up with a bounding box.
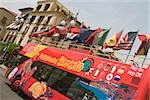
[85,93,88,96]
[69,20,76,27]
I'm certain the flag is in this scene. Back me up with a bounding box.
[70,27,80,34]
[86,28,103,45]
[136,34,150,55]
[138,34,150,41]
[98,29,110,46]
[114,31,138,50]
[74,28,96,43]
[104,30,123,48]
[30,26,56,37]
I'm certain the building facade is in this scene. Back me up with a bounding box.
[19,0,78,46]
[0,7,17,40]
[2,7,33,44]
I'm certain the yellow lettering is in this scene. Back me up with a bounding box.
[39,54,84,72]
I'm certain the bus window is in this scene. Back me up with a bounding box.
[50,72,76,94]
[66,81,86,99]
[49,72,96,100]
[47,69,63,86]
[31,61,42,68]
[31,61,97,100]
[66,78,96,100]
[16,55,29,66]
[32,61,54,82]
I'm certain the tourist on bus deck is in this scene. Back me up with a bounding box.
[52,20,67,40]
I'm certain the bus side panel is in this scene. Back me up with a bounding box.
[21,74,69,100]
[51,89,70,100]
[21,75,37,99]
[135,66,149,100]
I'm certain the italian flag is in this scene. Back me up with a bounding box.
[98,28,110,46]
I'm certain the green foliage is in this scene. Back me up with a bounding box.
[7,42,20,53]
[0,41,20,53]
[0,41,7,52]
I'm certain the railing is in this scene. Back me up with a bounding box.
[31,37,150,67]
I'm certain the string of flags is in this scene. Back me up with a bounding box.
[30,20,150,56]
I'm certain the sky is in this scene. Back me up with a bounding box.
[0,0,149,67]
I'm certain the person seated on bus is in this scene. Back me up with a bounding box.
[64,20,80,41]
[52,20,68,40]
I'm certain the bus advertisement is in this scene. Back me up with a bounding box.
[5,42,149,100]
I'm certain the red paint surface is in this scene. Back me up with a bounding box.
[18,42,150,99]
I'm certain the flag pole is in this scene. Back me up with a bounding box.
[141,40,149,67]
[141,55,147,67]
[125,30,139,63]
[125,47,132,63]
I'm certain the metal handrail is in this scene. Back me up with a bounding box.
[31,38,150,65]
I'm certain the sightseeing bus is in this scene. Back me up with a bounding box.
[6,42,149,100]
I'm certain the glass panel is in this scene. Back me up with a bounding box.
[66,78,96,100]
[32,61,54,82]
[46,16,52,24]
[44,4,50,11]
[47,69,63,86]
[31,61,97,100]
[32,27,38,33]
[50,73,76,94]
[16,55,29,66]
[30,16,36,23]
[36,5,42,11]
[38,16,44,24]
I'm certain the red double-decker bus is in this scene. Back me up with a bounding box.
[6,42,149,100]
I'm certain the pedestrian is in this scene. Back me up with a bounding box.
[82,93,89,100]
